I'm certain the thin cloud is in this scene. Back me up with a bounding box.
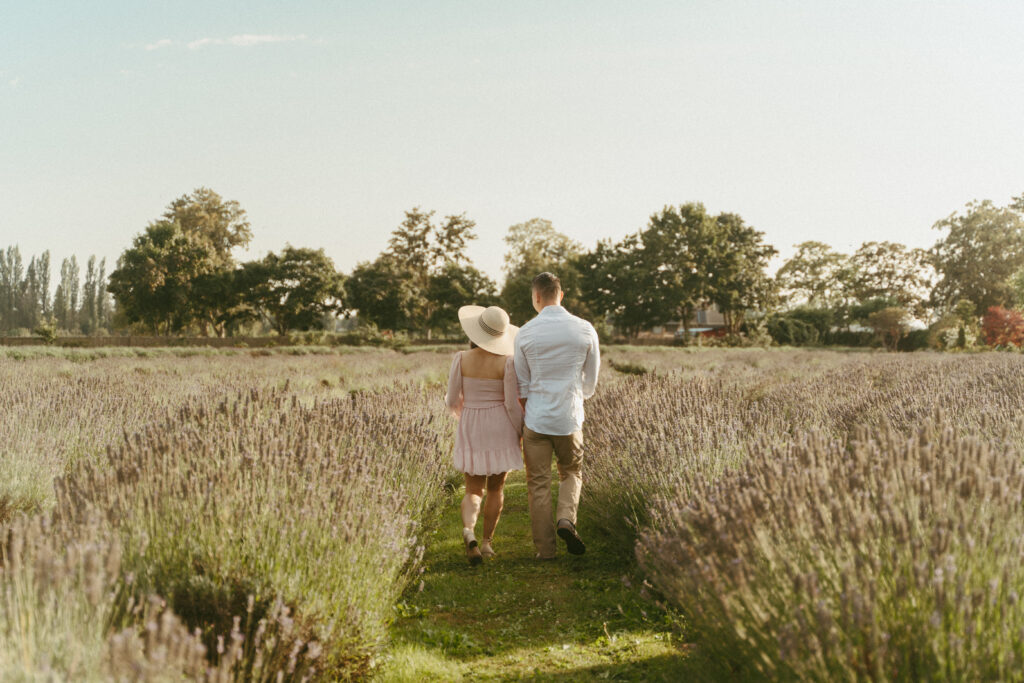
[8,77,20,88]
[145,38,173,51]
[187,34,308,50]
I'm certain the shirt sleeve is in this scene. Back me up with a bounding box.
[514,333,531,399]
[503,356,524,436]
[581,324,601,400]
[444,352,464,418]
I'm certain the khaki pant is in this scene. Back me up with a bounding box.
[522,426,584,558]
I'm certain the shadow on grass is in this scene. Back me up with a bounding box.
[510,650,729,683]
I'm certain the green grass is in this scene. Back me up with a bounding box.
[381,472,699,681]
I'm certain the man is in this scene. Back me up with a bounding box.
[514,272,601,559]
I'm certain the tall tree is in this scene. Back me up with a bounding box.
[346,256,421,332]
[66,255,80,330]
[706,212,778,334]
[245,246,346,335]
[426,262,498,334]
[847,241,933,318]
[640,203,719,337]
[577,234,666,339]
[36,251,51,319]
[55,256,80,332]
[931,196,1024,315]
[385,207,478,335]
[20,256,41,330]
[108,221,219,333]
[96,257,109,331]
[775,241,849,308]
[502,218,583,276]
[0,246,24,331]
[80,255,98,334]
[163,187,252,266]
[108,189,252,334]
[500,219,586,325]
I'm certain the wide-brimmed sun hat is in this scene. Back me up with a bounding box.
[458,305,519,356]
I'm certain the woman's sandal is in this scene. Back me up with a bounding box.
[480,538,495,558]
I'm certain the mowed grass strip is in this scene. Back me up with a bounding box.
[383,473,698,681]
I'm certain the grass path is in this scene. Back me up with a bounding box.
[381,471,698,681]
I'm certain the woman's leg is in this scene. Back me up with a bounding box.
[481,472,508,550]
[462,474,486,537]
[462,474,486,565]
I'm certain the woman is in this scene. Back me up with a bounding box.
[445,305,523,565]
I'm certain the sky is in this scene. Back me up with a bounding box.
[2,0,1023,281]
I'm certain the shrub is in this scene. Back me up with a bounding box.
[639,423,1024,680]
[821,329,876,347]
[867,306,909,351]
[896,328,930,351]
[607,359,650,376]
[329,324,409,349]
[55,386,452,678]
[982,306,1024,347]
[787,306,834,337]
[765,315,819,346]
[32,319,58,345]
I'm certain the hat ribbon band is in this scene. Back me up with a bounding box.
[478,317,503,337]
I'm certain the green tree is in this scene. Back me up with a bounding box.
[109,189,253,335]
[1007,267,1024,309]
[35,251,51,319]
[931,196,1024,315]
[868,306,909,352]
[0,246,24,331]
[245,247,346,335]
[385,207,478,335]
[776,241,849,308]
[500,219,587,326]
[346,256,422,332]
[96,257,110,331]
[643,203,716,336]
[503,218,583,275]
[80,255,98,334]
[186,269,245,337]
[163,187,252,266]
[19,255,41,330]
[54,256,80,332]
[848,241,933,318]
[107,221,219,334]
[577,234,665,339]
[706,212,778,334]
[426,262,498,334]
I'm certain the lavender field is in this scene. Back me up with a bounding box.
[2,346,1023,680]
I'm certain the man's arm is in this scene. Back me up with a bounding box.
[581,324,600,399]
[514,332,530,410]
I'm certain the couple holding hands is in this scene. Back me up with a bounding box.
[445,272,600,564]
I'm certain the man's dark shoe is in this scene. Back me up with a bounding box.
[556,519,586,555]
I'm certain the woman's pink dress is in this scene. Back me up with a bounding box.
[445,352,524,475]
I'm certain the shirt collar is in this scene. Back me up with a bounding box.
[538,305,568,318]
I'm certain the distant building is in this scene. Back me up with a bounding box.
[645,304,727,338]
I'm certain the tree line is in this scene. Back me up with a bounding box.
[0,247,112,336]
[5,188,1024,348]
[769,194,1024,349]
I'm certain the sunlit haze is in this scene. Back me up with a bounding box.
[2,1,1023,277]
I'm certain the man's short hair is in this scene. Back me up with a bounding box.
[532,272,562,301]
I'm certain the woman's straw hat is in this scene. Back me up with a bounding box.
[458,305,519,356]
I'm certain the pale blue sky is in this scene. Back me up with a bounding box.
[2,1,1022,279]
